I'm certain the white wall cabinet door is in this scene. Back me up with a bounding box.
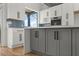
[73,3,79,11]
[13,30,18,46]
[62,3,74,26]
[7,4,18,19]
[7,4,25,20]
[39,9,50,24]
[49,5,62,18]
[17,30,24,44]
[49,6,56,18]
[12,29,24,48]
[19,10,25,20]
[56,5,62,17]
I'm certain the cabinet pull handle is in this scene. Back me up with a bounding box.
[66,13,69,19]
[37,31,39,38]
[54,31,57,40]
[17,11,20,18]
[55,10,57,16]
[35,31,39,38]
[56,31,59,40]
[47,12,48,16]
[19,34,22,41]
[66,13,69,25]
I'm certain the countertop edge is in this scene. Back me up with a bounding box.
[24,26,79,29]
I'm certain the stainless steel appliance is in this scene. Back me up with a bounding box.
[51,16,61,25]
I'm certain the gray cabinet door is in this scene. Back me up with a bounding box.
[46,29,59,56]
[38,29,45,53]
[30,29,39,51]
[59,29,71,56]
[72,29,79,56]
[30,29,45,53]
[46,29,71,56]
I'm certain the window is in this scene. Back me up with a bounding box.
[30,12,38,27]
[24,15,28,27]
[24,12,38,27]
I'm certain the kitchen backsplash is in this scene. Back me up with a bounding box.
[7,19,24,28]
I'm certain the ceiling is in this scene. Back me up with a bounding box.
[25,3,63,12]
[44,3,62,7]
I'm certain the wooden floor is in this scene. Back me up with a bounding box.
[0,46,38,56]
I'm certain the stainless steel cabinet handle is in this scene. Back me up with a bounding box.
[54,31,59,40]
[19,34,22,41]
[66,13,69,25]
[66,13,69,19]
[47,12,48,16]
[55,10,57,16]
[17,11,20,18]
[56,31,59,40]
[54,31,57,40]
[35,31,39,38]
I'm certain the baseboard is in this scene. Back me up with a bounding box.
[31,50,46,56]
[24,49,31,55]
[0,43,7,47]
[8,43,24,48]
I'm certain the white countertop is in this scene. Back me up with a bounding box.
[24,25,79,29]
[7,27,24,30]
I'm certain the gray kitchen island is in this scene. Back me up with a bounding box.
[24,26,79,56]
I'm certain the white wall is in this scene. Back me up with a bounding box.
[7,3,49,12]
[0,4,7,46]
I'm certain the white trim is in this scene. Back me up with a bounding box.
[25,7,39,13]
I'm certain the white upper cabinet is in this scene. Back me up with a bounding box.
[7,4,25,20]
[39,5,62,24]
[62,3,74,26]
[73,3,79,11]
[49,5,62,18]
[7,4,18,19]
[39,4,75,25]
[73,3,79,25]
[39,9,50,24]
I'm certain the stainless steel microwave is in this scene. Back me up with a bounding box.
[51,16,61,25]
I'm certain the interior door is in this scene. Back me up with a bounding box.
[59,29,71,56]
[46,29,59,56]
